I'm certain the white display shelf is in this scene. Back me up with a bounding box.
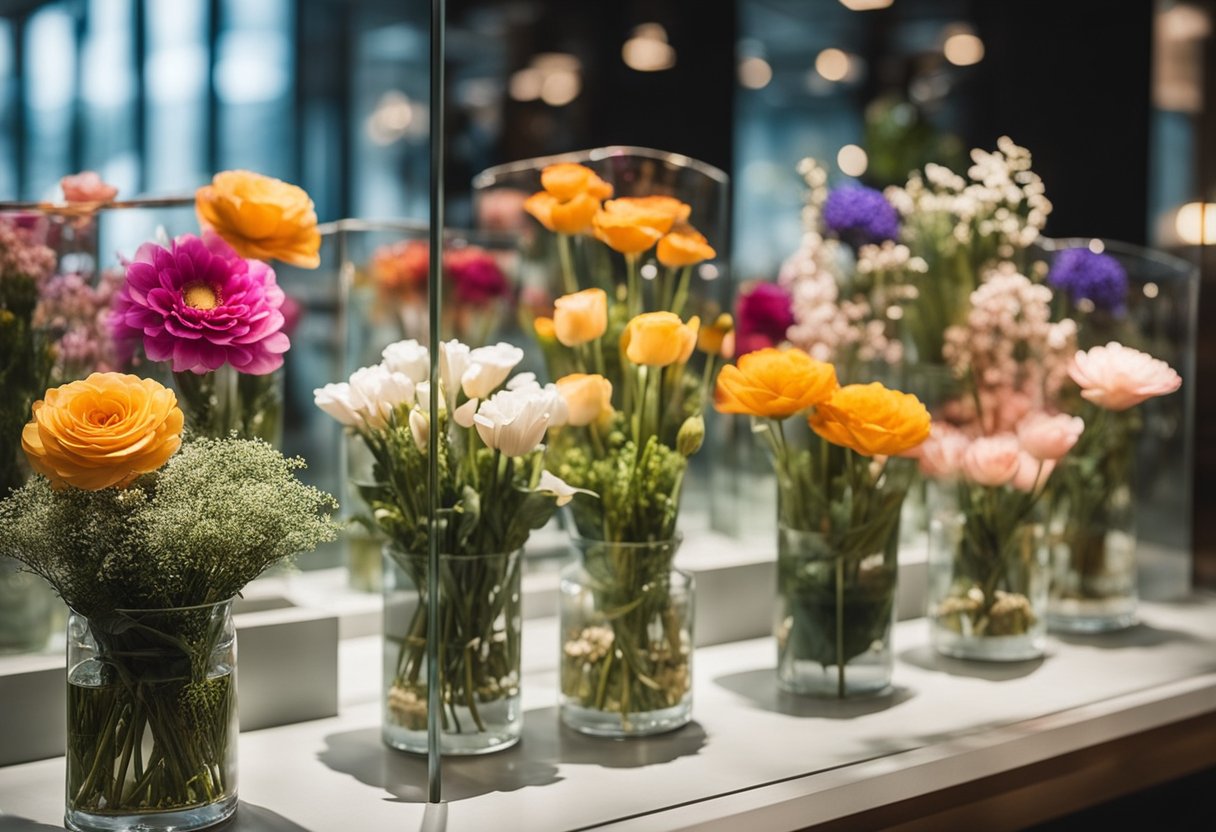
[2,597,1215,831]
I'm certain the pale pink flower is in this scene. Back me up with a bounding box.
[60,171,118,203]
[1012,452,1056,493]
[915,425,971,480]
[1069,342,1182,412]
[962,434,1021,487]
[1017,412,1084,461]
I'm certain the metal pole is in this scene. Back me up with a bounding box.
[425,0,446,807]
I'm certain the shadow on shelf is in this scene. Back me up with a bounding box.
[0,803,304,832]
[317,708,706,803]
[713,669,915,718]
[1050,622,1202,651]
[0,818,60,832]
[898,645,1046,680]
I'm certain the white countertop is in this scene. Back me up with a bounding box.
[2,598,1216,831]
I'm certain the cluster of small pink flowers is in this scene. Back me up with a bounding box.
[943,264,1077,430]
[780,158,902,367]
[34,268,125,375]
[0,220,57,286]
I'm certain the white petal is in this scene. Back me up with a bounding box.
[537,470,596,507]
[454,397,479,428]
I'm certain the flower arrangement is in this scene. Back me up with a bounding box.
[520,161,723,734]
[112,170,319,443]
[314,337,584,751]
[716,348,930,696]
[0,372,337,826]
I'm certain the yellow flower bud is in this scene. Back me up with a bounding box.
[677,414,705,457]
[553,289,608,347]
[624,311,687,367]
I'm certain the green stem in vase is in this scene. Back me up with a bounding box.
[836,555,845,699]
[558,234,579,296]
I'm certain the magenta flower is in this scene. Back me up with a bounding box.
[444,247,510,305]
[113,233,289,375]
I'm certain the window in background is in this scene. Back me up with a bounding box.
[0,20,15,198]
[24,3,76,200]
[81,0,138,195]
[144,0,209,192]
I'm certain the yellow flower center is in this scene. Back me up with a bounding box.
[183,283,219,310]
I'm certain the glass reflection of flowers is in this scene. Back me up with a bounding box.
[112,171,319,443]
[314,338,587,746]
[0,372,336,826]
[522,162,724,732]
[367,239,512,346]
[716,348,930,697]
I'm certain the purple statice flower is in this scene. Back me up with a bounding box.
[113,232,289,375]
[822,185,900,246]
[736,282,794,356]
[1047,248,1129,313]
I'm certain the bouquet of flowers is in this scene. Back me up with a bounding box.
[716,348,930,696]
[315,337,586,752]
[112,170,320,442]
[0,372,336,827]
[519,161,724,734]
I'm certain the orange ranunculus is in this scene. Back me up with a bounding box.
[196,170,321,268]
[658,227,716,268]
[534,316,557,341]
[715,348,838,419]
[698,313,734,357]
[553,288,608,346]
[540,163,613,202]
[548,193,601,235]
[523,192,558,231]
[809,382,932,458]
[22,373,184,491]
[556,374,614,427]
[624,311,688,367]
[677,316,700,363]
[612,196,691,226]
[592,211,665,254]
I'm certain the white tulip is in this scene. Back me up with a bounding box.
[314,383,360,427]
[506,372,538,390]
[409,409,430,451]
[414,380,440,411]
[439,340,471,413]
[347,364,415,430]
[502,373,569,427]
[460,343,524,399]
[454,397,479,429]
[381,339,430,383]
[473,387,557,457]
[537,470,595,507]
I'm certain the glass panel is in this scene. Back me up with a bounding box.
[143,0,210,192]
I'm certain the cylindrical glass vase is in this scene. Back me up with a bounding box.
[777,524,897,698]
[928,502,1049,661]
[65,600,238,832]
[382,546,523,755]
[172,364,285,446]
[559,536,693,737]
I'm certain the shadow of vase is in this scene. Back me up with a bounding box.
[898,645,1046,680]
[714,668,916,718]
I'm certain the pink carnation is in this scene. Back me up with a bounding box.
[962,434,1021,487]
[1069,342,1182,412]
[60,171,118,203]
[112,233,289,375]
[1016,412,1084,461]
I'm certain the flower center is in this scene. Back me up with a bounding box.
[183,283,219,310]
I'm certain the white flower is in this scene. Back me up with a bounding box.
[315,365,413,430]
[506,372,538,391]
[314,383,360,427]
[473,387,558,457]
[453,397,479,428]
[537,470,595,507]
[409,409,429,451]
[439,340,471,412]
[462,342,525,398]
[503,373,568,427]
[382,339,430,383]
[414,380,438,411]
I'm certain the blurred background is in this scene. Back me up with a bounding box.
[0,0,1210,585]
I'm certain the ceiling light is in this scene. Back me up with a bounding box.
[944,33,984,66]
[738,56,772,89]
[815,48,850,82]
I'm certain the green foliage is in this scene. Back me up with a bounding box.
[0,437,338,616]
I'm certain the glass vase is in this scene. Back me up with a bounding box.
[171,364,285,446]
[0,556,56,654]
[559,536,693,737]
[928,498,1048,661]
[776,524,897,698]
[65,600,238,832]
[382,546,523,755]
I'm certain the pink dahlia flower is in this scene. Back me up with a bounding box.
[1068,342,1182,412]
[113,233,289,375]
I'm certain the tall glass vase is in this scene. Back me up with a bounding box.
[559,535,693,737]
[65,599,238,832]
[382,546,523,755]
[172,365,284,446]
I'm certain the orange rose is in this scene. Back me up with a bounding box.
[658,227,716,268]
[715,348,838,419]
[540,163,613,201]
[809,382,932,458]
[553,288,608,346]
[196,170,321,268]
[22,373,184,490]
[624,311,687,367]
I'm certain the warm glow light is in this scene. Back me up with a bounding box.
[367,91,415,145]
[509,68,542,101]
[944,33,985,66]
[1143,282,1160,298]
[640,263,658,280]
[815,48,850,82]
[540,70,581,107]
[837,144,868,177]
[622,23,675,72]
[1175,201,1216,244]
[738,56,773,89]
[1088,239,1105,254]
[699,263,720,281]
[839,0,894,9]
